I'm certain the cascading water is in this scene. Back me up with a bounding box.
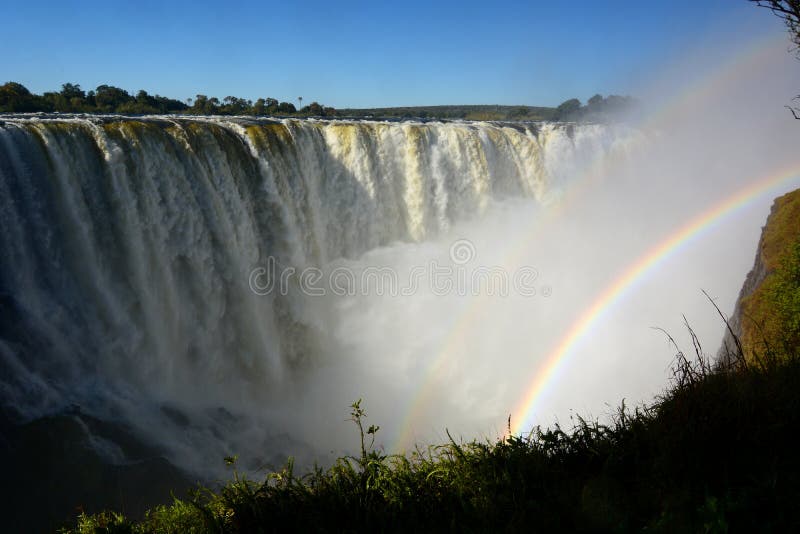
[0,115,633,475]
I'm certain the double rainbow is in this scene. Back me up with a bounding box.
[392,32,798,450]
[510,163,800,435]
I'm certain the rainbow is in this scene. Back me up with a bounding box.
[510,164,800,435]
[391,139,629,450]
[391,32,794,451]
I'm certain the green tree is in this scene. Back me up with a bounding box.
[191,94,220,114]
[252,98,267,115]
[191,94,208,114]
[221,95,249,115]
[0,82,38,112]
[136,89,154,104]
[277,101,296,114]
[153,95,187,113]
[0,81,329,117]
[43,91,70,111]
[555,98,582,120]
[94,85,133,111]
[302,101,324,116]
[114,90,159,114]
[60,83,85,100]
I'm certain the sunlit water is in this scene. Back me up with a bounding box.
[1,62,797,479]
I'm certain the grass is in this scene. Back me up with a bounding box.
[740,189,800,357]
[63,332,800,533]
[63,194,800,533]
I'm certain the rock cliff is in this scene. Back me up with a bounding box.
[719,188,800,364]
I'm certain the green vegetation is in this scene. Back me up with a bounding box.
[337,95,638,122]
[0,82,189,114]
[63,320,800,532]
[335,104,558,121]
[766,241,800,349]
[0,82,334,117]
[58,196,800,530]
[743,238,800,357]
[0,82,636,122]
[740,189,800,358]
[553,94,640,121]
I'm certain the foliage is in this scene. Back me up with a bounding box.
[554,97,582,119]
[0,81,637,122]
[94,85,135,111]
[337,99,636,122]
[764,241,800,351]
[740,189,800,358]
[0,81,39,111]
[0,81,330,117]
[337,104,559,121]
[62,326,800,532]
[299,101,335,117]
[554,94,640,121]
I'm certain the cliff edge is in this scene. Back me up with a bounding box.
[719,188,800,364]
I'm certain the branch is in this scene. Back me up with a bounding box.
[750,0,800,22]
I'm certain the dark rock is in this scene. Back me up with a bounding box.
[0,410,197,532]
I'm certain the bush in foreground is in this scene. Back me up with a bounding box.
[64,330,800,533]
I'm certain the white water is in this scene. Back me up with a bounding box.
[0,116,634,473]
[1,79,797,476]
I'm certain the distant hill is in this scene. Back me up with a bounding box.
[335,104,557,121]
[336,95,639,122]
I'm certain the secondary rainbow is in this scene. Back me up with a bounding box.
[510,164,800,435]
[392,32,790,451]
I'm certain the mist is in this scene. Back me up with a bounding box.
[264,35,800,465]
[1,36,798,485]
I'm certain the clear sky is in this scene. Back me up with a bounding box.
[0,0,789,108]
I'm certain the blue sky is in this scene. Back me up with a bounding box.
[1,0,789,108]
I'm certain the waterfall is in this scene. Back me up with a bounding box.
[0,115,632,473]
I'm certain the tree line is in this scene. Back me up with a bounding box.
[553,94,639,121]
[0,81,636,122]
[336,104,557,121]
[331,95,638,122]
[319,96,638,122]
[0,81,335,117]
